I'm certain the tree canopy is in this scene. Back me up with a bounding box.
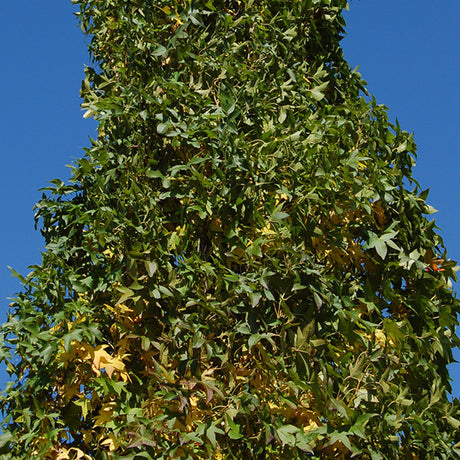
[0,0,459,458]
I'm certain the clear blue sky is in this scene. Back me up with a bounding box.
[0,1,459,396]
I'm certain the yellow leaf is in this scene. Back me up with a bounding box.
[94,402,116,427]
[303,417,320,432]
[91,346,130,381]
[69,448,92,460]
[49,321,63,334]
[60,382,80,403]
[103,247,114,258]
[100,434,118,452]
[56,448,91,460]
[74,396,91,421]
[81,429,93,445]
[274,192,289,205]
[201,367,218,380]
[91,346,112,376]
[375,329,395,346]
[185,396,205,429]
[173,14,184,26]
[357,160,367,170]
[268,401,280,411]
[260,223,276,236]
[190,396,200,408]
[56,449,70,460]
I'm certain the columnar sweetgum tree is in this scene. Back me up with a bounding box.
[0,0,459,458]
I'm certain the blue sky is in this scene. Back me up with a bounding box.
[0,1,458,396]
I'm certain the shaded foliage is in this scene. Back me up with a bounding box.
[0,0,459,458]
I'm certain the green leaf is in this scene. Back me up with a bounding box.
[276,424,299,446]
[350,413,377,439]
[206,422,225,448]
[157,122,170,134]
[8,267,26,284]
[248,334,261,349]
[74,397,91,420]
[1,2,458,457]
[328,432,353,452]
[308,81,328,101]
[225,414,242,440]
[152,44,167,57]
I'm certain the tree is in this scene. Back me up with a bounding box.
[0,0,459,458]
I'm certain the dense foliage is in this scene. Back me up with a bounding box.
[1,0,459,458]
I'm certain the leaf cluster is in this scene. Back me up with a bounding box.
[0,0,459,458]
